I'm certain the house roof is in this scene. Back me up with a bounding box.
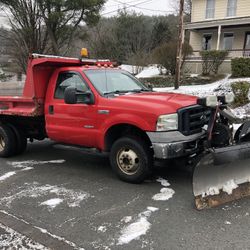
[185,16,250,30]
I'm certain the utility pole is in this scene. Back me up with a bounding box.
[175,0,185,89]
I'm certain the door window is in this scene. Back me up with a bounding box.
[54,72,88,99]
[202,34,212,50]
[223,33,234,50]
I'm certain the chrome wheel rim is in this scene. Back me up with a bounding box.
[116,148,140,175]
[0,136,5,152]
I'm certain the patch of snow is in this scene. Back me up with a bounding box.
[97,226,107,233]
[136,65,161,78]
[154,75,250,101]
[121,216,132,223]
[156,177,170,187]
[222,180,238,195]
[117,217,151,245]
[224,221,232,225]
[8,159,65,169]
[202,187,220,198]
[152,188,175,201]
[0,223,48,250]
[0,182,91,208]
[40,198,63,209]
[117,207,158,245]
[120,64,143,75]
[147,207,159,212]
[0,171,16,181]
[35,226,84,250]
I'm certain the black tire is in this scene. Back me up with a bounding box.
[0,124,17,158]
[110,136,153,183]
[8,124,27,155]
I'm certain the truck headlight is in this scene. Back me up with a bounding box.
[156,113,178,131]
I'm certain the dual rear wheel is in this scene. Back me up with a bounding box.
[0,124,27,158]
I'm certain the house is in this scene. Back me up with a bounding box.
[185,0,250,74]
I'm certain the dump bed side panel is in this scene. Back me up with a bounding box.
[0,96,44,116]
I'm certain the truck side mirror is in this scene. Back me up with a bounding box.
[64,87,95,105]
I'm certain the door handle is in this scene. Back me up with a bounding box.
[49,105,54,114]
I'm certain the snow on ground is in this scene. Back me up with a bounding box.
[117,207,159,245]
[154,75,250,97]
[136,65,162,78]
[8,159,66,169]
[155,75,250,119]
[0,222,48,250]
[152,178,175,201]
[121,216,133,223]
[97,226,107,233]
[0,182,91,208]
[117,178,175,246]
[0,171,16,181]
[35,226,84,250]
[0,160,65,183]
[120,64,143,75]
[40,198,64,209]
[152,188,175,201]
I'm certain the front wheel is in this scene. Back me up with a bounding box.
[110,136,153,183]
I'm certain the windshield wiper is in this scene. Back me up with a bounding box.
[103,90,127,95]
[129,89,151,93]
[104,89,151,96]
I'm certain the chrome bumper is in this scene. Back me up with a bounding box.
[147,131,206,159]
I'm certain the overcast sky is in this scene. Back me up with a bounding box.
[102,0,176,16]
[0,0,176,28]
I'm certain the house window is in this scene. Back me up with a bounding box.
[206,0,215,19]
[223,33,234,50]
[227,0,237,17]
[244,32,250,50]
[202,34,212,50]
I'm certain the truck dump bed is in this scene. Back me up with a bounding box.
[0,54,84,117]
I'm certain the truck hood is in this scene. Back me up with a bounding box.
[109,92,198,115]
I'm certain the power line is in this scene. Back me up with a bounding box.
[106,0,145,8]
[111,0,175,13]
[102,0,154,15]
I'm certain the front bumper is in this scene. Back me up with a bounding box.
[147,131,206,159]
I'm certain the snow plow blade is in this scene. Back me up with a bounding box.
[193,143,250,210]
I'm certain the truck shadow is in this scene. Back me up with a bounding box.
[22,140,193,185]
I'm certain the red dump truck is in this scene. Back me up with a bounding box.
[1,53,250,209]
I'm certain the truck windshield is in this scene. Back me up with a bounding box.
[84,69,149,96]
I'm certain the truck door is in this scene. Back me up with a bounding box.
[45,71,98,147]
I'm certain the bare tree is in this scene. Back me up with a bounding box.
[0,0,48,72]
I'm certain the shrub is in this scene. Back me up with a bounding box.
[231,58,250,77]
[152,41,193,75]
[231,81,250,107]
[200,50,228,75]
[139,77,174,87]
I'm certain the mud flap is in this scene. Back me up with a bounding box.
[193,143,250,210]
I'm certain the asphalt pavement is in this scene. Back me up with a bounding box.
[0,140,250,250]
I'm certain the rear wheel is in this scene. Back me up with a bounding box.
[110,136,153,183]
[0,124,17,157]
[8,125,27,155]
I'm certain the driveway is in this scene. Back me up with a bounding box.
[0,140,249,249]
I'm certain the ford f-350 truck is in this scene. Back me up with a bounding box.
[0,53,224,184]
